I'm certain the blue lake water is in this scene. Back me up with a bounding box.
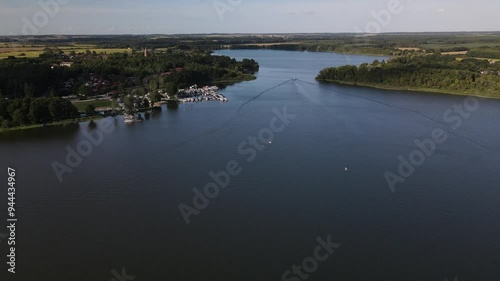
[1,49,500,281]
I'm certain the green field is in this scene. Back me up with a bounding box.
[73,99,113,111]
[0,51,41,59]
[0,43,131,59]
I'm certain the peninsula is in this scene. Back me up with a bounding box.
[316,53,500,99]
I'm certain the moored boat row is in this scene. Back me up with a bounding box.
[177,85,228,103]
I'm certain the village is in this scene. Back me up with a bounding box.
[66,83,228,124]
[122,85,227,123]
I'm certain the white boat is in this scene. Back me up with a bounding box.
[124,114,135,124]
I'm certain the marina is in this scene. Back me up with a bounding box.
[177,85,228,103]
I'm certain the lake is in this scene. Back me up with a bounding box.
[1,49,500,281]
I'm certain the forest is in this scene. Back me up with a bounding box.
[0,47,259,99]
[316,54,500,98]
[0,96,79,128]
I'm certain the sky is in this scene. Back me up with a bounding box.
[1,0,499,35]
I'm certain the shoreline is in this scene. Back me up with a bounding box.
[222,47,391,58]
[317,79,500,100]
[0,115,105,133]
[214,75,257,84]
[0,76,257,133]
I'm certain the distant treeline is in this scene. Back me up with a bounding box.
[229,44,500,59]
[316,54,500,98]
[467,47,500,59]
[229,43,397,56]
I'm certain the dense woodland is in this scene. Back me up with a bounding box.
[0,96,79,128]
[316,54,500,97]
[0,47,258,99]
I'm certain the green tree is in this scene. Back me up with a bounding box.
[77,85,91,98]
[24,83,35,97]
[150,91,162,105]
[135,88,146,96]
[48,98,63,120]
[123,95,135,113]
[85,104,96,115]
[62,100,79,119]
[48,98,77,121]
[149,78,159,94]
[48,89,57,98]
[0,98,10,120]
[11,110,25,126]
[41,47,54,57]
[0,117,10,128]
[29,98,51,124]
[165,82,178,98]
[8,98,31,124]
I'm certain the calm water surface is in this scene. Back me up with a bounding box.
[1,50,500,281]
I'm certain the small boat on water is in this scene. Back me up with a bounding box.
[124,114,135,124]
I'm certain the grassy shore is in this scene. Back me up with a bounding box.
[318,79,500,100]
[214,74,257,84]
[0,115,105,133]
[73,100,113,111]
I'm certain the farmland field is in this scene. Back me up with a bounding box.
[0,43,131,59]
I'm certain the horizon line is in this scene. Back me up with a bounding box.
[2,30,500,37]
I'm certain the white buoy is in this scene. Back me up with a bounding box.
[268,141,272,144]
[345,167,348,172]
